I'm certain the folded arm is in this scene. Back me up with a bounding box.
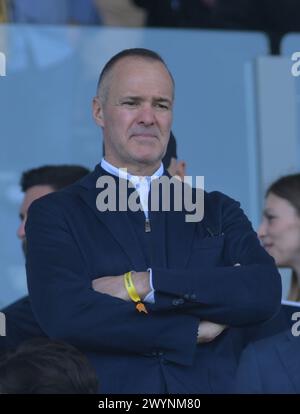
[92,194,281,326]
[92,271,227,343]
[150,193,281,325]
[25,196,199,366]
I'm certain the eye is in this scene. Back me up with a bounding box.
[265,214,276,222]
[154,102,170,110]
[122,101,137,106]
[119,100,140,108]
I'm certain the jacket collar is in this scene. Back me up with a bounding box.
[75,164,198,269]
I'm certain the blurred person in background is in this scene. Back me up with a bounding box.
[0,0,8,22]
[213,0,300,54]
[94,0,145,27]
[162,131,186,180]
[236,175,300,394]
[133,0,300,54]
[0,338,99,394]
[7,0,101,25]
[0,165,90,352]
[258,174,300,302]
[133,0,218,29]
[235,328,300,394]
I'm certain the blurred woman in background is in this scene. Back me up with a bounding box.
[259,173,300,301]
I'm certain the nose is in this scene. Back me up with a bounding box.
[258,220,267,240]
[17,220,26,240]
[137,104,155,126]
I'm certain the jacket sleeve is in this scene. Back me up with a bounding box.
[150,192,282,326]
[25,196,199,366]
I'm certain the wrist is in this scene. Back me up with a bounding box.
[131,271,151,300]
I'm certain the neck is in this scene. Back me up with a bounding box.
[290,254,300,281]
[105,157,161,177]
[288,270,300,301]
[287,259,300,301]
[293,265,300,285]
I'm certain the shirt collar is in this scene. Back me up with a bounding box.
[100,158,164,185]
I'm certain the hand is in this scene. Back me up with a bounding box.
[92,271,151,301]
[197,321,228,344]
[92,275,129,301]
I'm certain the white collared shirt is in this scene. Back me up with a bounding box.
[100,158,163,219]
[100,158,162,303]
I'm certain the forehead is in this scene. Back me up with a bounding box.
[107,57,174,98]
[265,193,297,215]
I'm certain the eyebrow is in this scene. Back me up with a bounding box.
[153,97,173,105]
[263,208,276,215]
[120,96,172,104]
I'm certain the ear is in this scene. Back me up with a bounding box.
[92,97,105,127]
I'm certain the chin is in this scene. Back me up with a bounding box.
[273,256,286,267]
[276,260,291,268]
[133,153,160,165]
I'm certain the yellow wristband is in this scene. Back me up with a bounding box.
[124,271,141,303]
[124,271,148,314]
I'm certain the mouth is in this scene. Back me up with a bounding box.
[263,243,274,250]
[131,134,157,139]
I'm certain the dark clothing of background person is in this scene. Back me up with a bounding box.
[236,330,300,393]
[133,0,218,29]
